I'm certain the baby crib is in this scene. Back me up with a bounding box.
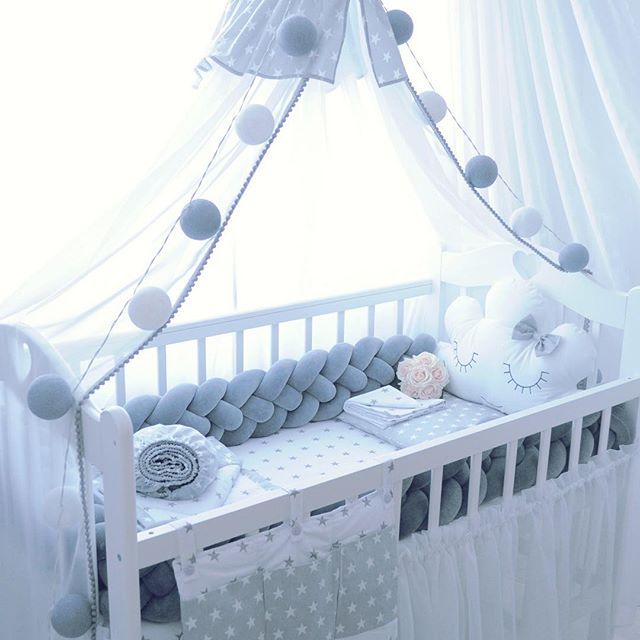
[78,243,640,639]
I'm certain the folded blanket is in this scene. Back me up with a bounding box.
[343,385,446,429]
[134,424,232,500]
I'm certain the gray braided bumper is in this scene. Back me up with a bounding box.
[125,334,436,446]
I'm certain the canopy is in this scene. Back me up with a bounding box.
[0,0,518,398]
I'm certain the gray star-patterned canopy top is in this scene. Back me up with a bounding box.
[194,0,408,87]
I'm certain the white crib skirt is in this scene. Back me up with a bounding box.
[397,445,640,640]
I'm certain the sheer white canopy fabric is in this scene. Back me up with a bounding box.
[397,445,640,640]
[441,0,640,290]
[0,0,511,393]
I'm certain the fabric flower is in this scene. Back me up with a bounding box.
[396,352,449,400]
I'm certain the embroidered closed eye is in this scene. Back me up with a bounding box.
[503,363,549,394]
[453,340,478,373]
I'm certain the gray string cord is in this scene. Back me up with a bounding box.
[71,0,299,396]
[401,33,580,259]
[404,76,566,272]
[404,42,524,205]
[71,75,261,396]
[70,81,308,633]
[69,4,301,633]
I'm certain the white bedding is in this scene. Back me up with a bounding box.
[230,418,398,490]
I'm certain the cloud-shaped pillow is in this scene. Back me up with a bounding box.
[437,279,597,414]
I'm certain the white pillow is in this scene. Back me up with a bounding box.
[437,279,597,414]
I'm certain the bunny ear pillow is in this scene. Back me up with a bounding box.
[437,279,597,414]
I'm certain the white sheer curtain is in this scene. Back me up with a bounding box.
[410,0,640,290]
[397,446,640,640]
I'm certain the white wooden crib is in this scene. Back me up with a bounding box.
[81,243,640,639]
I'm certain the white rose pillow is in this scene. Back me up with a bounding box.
[437,279,597,414]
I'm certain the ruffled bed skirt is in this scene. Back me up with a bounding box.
[397,445,640,640]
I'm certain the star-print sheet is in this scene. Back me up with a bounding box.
[231,418,398,490]
[340,392,504,449]
[173,484,398,640]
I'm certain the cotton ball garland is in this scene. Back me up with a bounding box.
[465,155,498,188]
[510,206,543,238]
[27,374,73,420]
[276,15,318,57]
[50,593,92,638]
[42,486,83,530]
[235,104,275,145]
[418,91,447,124]
[387,9,414,44]
[128,287,172,331]
[180,199,221,240]
[559,242,590,272]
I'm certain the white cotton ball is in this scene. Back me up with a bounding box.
[418,91,447,124]
[510,207,543,238]
[42,486,83,530]
[235,104,275,145]
[128,286,172,331]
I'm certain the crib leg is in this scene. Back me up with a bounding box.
[100,407,142,640]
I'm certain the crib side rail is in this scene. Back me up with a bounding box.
[134,374,640,568]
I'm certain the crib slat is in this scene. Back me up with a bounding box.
[568,418,582,470]
[305,317,313,351]
[235,331,244,374]
[197,338,207,384]
[467,452,482,515]
[597,406,612,455]
[502,440,518,499]
[396,299,405,334]
[337,310,345,343]
[587,321,601,387]
[428,466,443,529]
[157,346,167,395]
[115,368,126,406]
[536,428,552,486]
[367,305,375,337]
[270,324,279,364]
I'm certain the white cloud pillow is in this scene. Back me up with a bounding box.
[437,279,597,414]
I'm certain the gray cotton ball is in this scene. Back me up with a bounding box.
[276,15,318,56]
[50,594,92,638]
[180,199,221,241]
[387,9,413,44]
[27,374,73,420]
[465,155,498,189]
[559,242,590,272]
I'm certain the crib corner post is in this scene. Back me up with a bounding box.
[620,286,640,379]
[100,406,141,640]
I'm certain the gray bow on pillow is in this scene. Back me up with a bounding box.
[512,314,561,356]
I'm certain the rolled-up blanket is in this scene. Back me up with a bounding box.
[133,424,221,500]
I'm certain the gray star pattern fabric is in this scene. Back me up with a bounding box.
[358,0,408,87]
[193,0,407,87]
[264,550,339,640]
[177,527,397,640]
[180,571,265,640]
[341,392,504,448]
[199,0,350,85]
[336,524,397,637]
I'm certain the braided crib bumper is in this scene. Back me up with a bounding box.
[124,334,436,446]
